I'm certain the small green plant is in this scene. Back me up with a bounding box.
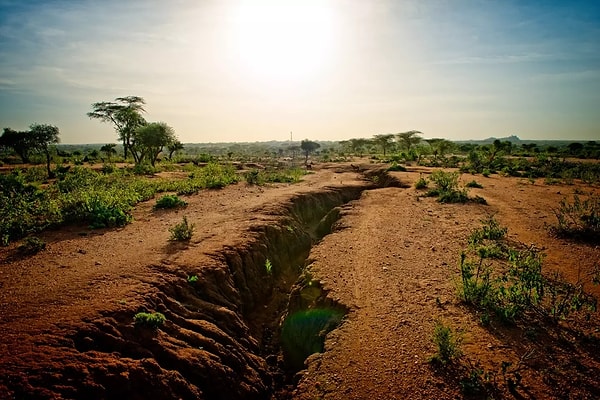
[387,162,406,172]
[468,215,507,246]
[18,236,46,255]
[133,312,166,329]
[155,194,187,209]
[430,320,462,364]
[245,169,261,185]
[425,170,481,204]
[187,275,199,284]
[414,175,428,190]
[429,170,460,192]
[465,180,483,188]
[265,258,273,275]
[169,216,195,241]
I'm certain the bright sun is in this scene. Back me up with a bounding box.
[231,0,337,84]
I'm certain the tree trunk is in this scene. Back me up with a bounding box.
[45,149,54,179]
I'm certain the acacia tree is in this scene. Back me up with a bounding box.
[426,138,454,161]
[100,143,117,163]
[349,138,369,157]
[29,124,60,177]
[87,96,146,160]
[397,130,422,152]
[0,128,35,163]
[373,134,394,156]
[134,122,176,167]
[300,139,320,165]
[167,140,184,160]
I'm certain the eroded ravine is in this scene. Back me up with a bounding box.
[0,166,405,400]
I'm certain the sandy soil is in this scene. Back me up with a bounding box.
[0,163,599,399]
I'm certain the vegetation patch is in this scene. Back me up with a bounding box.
[169,216,195,241]
[154,194,187,209]
[18,236,46,255]
[424,170,486,204]
[465,180,483,188]
[549,194,600,243]
[457,217,597,324]
[429,320,462,365]
[414,175,428,190]
[133,312,166,329]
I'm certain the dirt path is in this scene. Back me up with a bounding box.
[1,164,599,399]
[292,169,600,399]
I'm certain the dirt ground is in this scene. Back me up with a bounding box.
[0,163,599,399]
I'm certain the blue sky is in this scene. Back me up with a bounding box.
[0,0,598,144]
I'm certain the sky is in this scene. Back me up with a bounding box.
[0,0,599,144]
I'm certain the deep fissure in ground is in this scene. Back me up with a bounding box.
[35,168,404,400]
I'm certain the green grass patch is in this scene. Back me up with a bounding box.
[133,312,166,329]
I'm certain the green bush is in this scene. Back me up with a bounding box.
[155,194,187,209]
[458,218,596,324]
[133,312,166,329]
[414,175,428,190]
[18,236,46,255]
[429,170,460,192]
[468,216,507,246]
[387,162,407,172]
[0,174,62,245]
[245,169,261,185]
[465,180,483,188]
[550,195,600,242]
[169,216,195,241]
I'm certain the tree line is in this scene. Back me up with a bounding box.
[0,96,183,178]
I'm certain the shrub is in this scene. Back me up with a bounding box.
[245,169,261,185]
[414,175,428,190]
[550,195,600,242]
[430,320,462,364]
[387,162,407,172]
[438,189,470,204]
[18,236,46,255]
[465,180,483,188]
[468,216,507,246]
[155,194,187,209]
[133,312,166,329]
[459,217,596,324]
[429,170,460,192]
[169,216,195,241]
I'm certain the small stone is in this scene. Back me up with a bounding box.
[94,261,102,266]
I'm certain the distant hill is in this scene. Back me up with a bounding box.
[456,135,521,145]
[454,135,586,147]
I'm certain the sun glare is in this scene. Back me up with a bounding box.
[231,0,337,84]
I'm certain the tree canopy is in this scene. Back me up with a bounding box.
[87,96,146,160]
[373,134,395,156]
[134,122,177,166]
[0,124,60,176]
[0,128,35,163]
[29,124,60,177]
[300,139,320,164]
[397,130,422,152]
